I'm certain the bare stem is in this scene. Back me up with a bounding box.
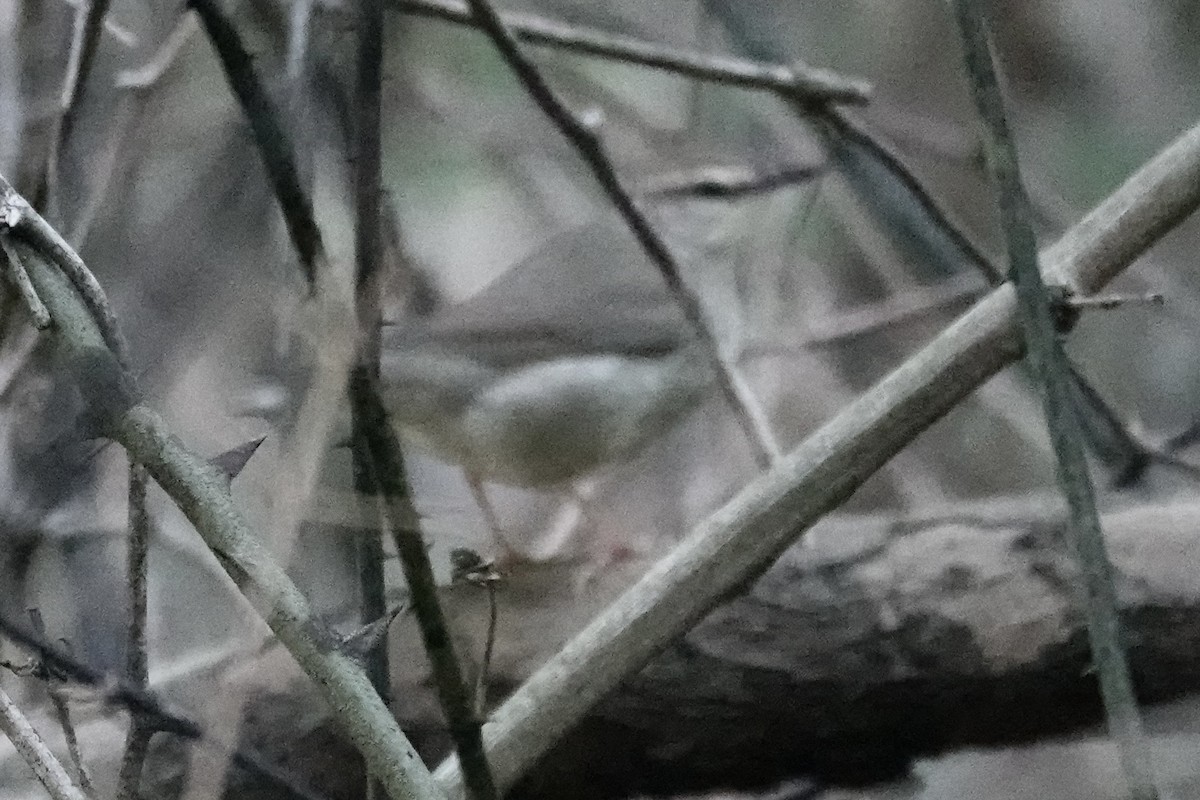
[388,0,870,105]
[189,0,324,285]
[0,685,88,800]
[45,689,95,798]
[949,3,1158,798]
[116,462,153,800]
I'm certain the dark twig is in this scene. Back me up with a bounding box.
[347,1,495,794]
[388,0,870,105]
[813,108,1161,484]
[950,4,1157,798]
[449,550,502,719]
[116,462,153,800]
[814,107,1003,284]
[36,0,114,218]
[188,0,324,285]
[349,368,499,800]
[459,0,780,469]
[477,585,496,719]
[349,3,395,798]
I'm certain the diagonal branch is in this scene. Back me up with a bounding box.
[460,0,781,469]
[188,0,324,286]
[1,181,442,800]
[431,119,1200,799]
[388,0,870,105]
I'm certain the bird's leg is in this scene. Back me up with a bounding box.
[465,472,524,568]
[525,479,595,562]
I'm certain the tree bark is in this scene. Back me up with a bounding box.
[147,494,1200,799]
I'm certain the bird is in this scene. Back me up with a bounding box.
[379,219,713,565]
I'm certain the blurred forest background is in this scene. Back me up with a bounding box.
[3,0,1200,799]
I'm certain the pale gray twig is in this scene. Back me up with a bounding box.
[116,462,153,800]
[0,236,52,328]
[0,685,88,800]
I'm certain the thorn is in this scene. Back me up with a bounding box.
[27,608,45,637]
[1066,292,1164,311]
[210,436,267,481]
[340,605,407,663]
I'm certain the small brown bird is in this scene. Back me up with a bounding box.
[380,220,712,563]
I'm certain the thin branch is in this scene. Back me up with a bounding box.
[797,273,985,347]
[431,118,1200,800]
[0,684,88,800]
[349,3,403,799]
[44,677,95,798]
[188,0,323,286]
[347,8,494,790]
[388,0,870,105]
[449,551,501,720]
[37,0,114,218]
[1066,291,1164,311]
[0,179,130,366]
[0,236,52,328]
[349,366,498,800]
[116,462,153,800]
[814,107,1003,284]
[459,0,780,469]
[949,5,1157,798]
